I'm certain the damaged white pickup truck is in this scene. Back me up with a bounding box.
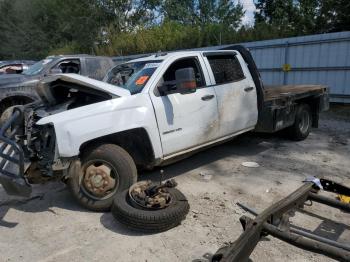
[0,46,329,211]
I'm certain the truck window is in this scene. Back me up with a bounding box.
[52,59,80,74]
[23,58,54,76]
[85,58,114,80]
[105,60,161,94]
[207,54,245,85]
[160,57,205,89]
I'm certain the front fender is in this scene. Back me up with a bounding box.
[36,94,163,159]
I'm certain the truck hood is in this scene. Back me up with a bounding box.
[0,73,37,87]
[40,74,131,97]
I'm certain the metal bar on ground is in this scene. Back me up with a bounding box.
[237,202,350,252]
[262,219,350,262]
[309,192,350,212]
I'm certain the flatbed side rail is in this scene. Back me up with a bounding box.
[211,178,350,262]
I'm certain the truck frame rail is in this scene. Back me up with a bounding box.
[211,178,350,262]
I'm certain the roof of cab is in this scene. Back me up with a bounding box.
[128,50,236,63]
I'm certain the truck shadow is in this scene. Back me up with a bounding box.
[141,131,289,182]
[0,130,341,236]
[0,182,87,228]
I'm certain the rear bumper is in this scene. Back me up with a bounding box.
[0,107,31,197]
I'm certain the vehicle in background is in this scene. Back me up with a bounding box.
[0,46,329,211]
[0,60,36,75]
[0,55,115,123]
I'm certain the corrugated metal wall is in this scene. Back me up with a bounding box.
[113,31,350,103]
[242,31,350,103]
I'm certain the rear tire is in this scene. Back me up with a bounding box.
[287,104,312,141]
[67,144,137,212]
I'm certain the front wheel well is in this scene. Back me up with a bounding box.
[79,128,156,170]
[0,95,35,115]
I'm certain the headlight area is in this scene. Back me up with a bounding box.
[24,123,66,183]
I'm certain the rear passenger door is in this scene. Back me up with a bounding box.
[203,52,258,138]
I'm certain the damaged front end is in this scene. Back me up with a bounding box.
[0,103,60,197]
[0,74,129,197]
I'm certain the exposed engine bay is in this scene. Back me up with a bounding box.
[12,79,114,183]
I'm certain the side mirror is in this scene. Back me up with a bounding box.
[175,67,197,94]
[49,68,62,75]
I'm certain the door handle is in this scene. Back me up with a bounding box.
[201,94,215,101]
[244,86,254,92]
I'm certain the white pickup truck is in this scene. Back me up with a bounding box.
[0,46,329,211]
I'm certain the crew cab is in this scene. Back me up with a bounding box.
[0,55,115,125]
[0,46,329,211]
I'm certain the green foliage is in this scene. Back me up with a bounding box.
[0,0,349,60]
[254,0,350,35]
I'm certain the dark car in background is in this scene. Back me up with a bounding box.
[0,55,115,123]
[0,60,36,75]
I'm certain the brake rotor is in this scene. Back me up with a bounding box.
[83,164,115,197]
[128,180,174,210]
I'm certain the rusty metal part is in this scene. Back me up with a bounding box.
[211,178,350,262]
[83,164,115,197]
[129,179,177,210]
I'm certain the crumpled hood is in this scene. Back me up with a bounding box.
[39,74,131,97]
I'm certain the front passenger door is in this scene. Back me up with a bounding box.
[150,56,219,157]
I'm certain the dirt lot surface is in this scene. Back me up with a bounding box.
[0,107,349,262]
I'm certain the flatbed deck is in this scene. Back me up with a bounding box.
[264,85,327,102]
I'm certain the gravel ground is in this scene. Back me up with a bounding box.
[0,106,349,262]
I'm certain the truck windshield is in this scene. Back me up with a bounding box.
[23,58,53,75]
[104,60,161,94]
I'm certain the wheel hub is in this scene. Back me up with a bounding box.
[83,164,115,197]
[128,180,177,210]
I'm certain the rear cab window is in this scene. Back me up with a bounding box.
[205,53,245,85]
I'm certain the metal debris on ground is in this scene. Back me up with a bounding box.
[338,195,350,204]
[128,179,178,210]
[210,177,350,262]
[241,161,260,168]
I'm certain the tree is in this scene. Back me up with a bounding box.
[255,0,350,35]
[161,0,244,28]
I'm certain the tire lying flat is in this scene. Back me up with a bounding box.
[112,188,190,233]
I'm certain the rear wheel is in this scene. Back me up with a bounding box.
[287,104,312,141]
[67,144,137,211]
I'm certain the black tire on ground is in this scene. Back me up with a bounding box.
[112,188,190,233]
[67,144,137,212]
[287,104,312,141]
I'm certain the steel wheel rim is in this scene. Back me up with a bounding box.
[80,160,119,200]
